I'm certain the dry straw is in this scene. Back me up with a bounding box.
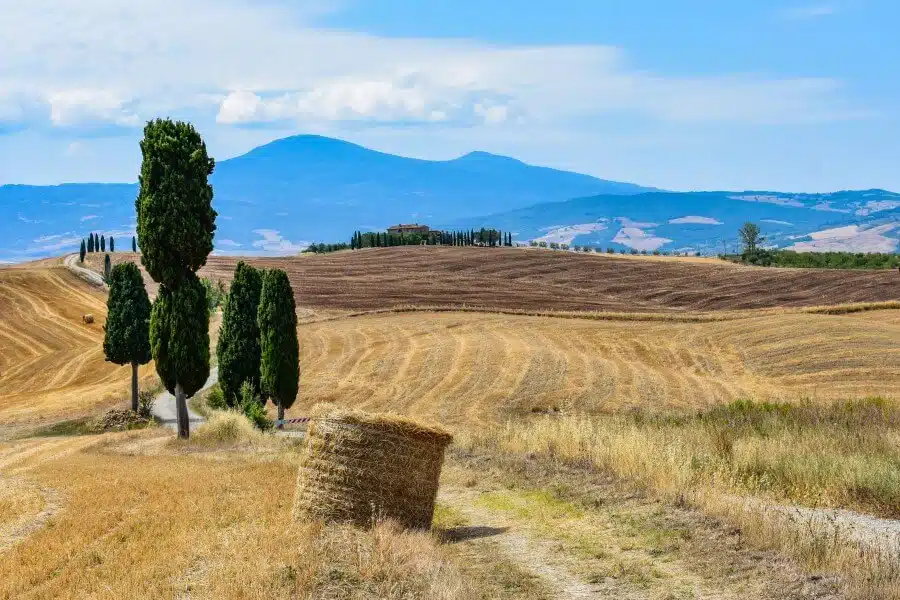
[293,404,453,529]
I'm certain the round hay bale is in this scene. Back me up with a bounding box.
[82,314,94,324]
[293,404,453,530]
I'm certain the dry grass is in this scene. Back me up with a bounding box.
[186,411,263,446]
[463,398,900,598]
[295,309,899,426]
[0,431,503,600]
[0,267,157,429]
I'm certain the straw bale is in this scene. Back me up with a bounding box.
[293,404,452,529]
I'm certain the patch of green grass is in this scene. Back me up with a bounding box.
[476,489,585,522]
[29,418,97,437]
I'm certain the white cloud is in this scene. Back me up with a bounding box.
[80,214,99,221]
[761,219,794,226]
[251,229,306,254]
[781,4,837,20]
[0,0,869,133]
[217,239,242,247]
[668,216,723,225]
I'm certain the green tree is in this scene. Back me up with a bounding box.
[738,222,764,255]
[103,263,151,412]
[87,234,94,253]
[137,118,217,438]
[216,263,263,406]
[103,254,111,283]
[132,236,137,253]
[79,239,86,263]
[109,237,115,252]
[258,268,299,422]
[100,235,106,252]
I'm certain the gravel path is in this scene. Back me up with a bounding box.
[63,254,106,288]
[151,367,216,430]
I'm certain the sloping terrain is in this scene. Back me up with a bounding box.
[0,266,154,428]
[293,310,900,426]
[197,247,898,313]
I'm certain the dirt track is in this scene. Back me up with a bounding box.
[197,247,898,313]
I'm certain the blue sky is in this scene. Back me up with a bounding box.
[0,0,897,191]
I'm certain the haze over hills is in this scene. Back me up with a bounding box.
[448,189,900,253]
[1,134,897,262]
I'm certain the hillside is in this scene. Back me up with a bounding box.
[0,135,651,262]
[195,247,899,313]
[446,189,900,253]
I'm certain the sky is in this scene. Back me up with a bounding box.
[0,0,897,192]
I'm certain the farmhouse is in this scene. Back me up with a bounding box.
[387,223,431,235]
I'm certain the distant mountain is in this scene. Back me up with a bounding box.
[0,134,654,261]
[445,189,900,254]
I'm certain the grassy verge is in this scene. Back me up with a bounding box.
[465,398,900,599]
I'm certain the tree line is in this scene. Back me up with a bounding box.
[102,119,299,438]
[80,233,138,263]
[733,222,899,269]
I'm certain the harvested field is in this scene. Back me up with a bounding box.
[295,309,900,426]
[0,267,156,429]
[199,247,899,312]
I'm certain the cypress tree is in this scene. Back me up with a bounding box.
[216,262,263,406]
[103,254,111,283]
[110,237,115,252]
[100,235,105,252]
[132,236,137,253]
[137,118,217,439]
[79,239,86,263]
[103,262,151,412]
[258,268,299,422]
[87,234,94,253]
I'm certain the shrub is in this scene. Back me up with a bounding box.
[538,241,547,248]
[240,381,273,431]
[206,384,228,411]
[137,390,155,418]
[191,411,262,445]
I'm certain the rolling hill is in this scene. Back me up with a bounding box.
[0,135,651,262]
[446,189,900,254]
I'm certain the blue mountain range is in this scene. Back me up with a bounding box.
[1,134,897,262]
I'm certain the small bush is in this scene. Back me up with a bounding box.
[137,390,155,418]
[239,380,273,431]
[206,384,228,411]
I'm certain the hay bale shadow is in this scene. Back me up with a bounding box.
[438,525,509,543]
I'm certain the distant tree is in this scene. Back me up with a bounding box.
[738,222,764,255]
[109,237,115,252]
[100,235,106,252]
[103,262,151,412]
[79,239,86,263]
[87,234,94,253]
[137,118,216,439]
[132,236,137,253]
[103,254,111,283]
[258,268,299,422]
[216,262,263,406]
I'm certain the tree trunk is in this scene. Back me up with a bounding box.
[277,402,285,428]
[131,362,139,413]
[175,382,189,439]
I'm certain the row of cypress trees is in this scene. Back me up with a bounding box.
[80,234,138,263]
[216,262,300,421]
[349,228,513,250]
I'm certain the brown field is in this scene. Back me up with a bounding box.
[0,267,157,430]
[81,247,899,312]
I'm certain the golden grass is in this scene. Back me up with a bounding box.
[295,309,899,426]
[186,411,263,446]
[0,431,489,600]
[0,267,157,428]
[464,398,900,598]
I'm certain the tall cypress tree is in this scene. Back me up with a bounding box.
[100,235,106,252]
[87,234,94,253]
[110,237,115,252]
[258,268,299,422]
[216,262,263,406]
[132,236,137,253]
[137,119,217,439]
[103,254,111,283]
[103,262,151,412]
[79,239,86,263]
